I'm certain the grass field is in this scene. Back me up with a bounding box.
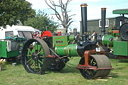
[0,57,128,85]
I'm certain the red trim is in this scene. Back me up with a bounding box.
[47,55,56,58]
[58,32,61,36]
[84,51,90,66]
[113,30,119,33]
[41,31,52,37]
[76,64,112,70]
[76,50,112,70]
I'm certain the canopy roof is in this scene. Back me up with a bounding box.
[113,9,128,14]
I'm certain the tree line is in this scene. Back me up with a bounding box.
[0,0,58,32]
[0,0,74,32]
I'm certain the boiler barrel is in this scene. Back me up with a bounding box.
[55,44,79,56]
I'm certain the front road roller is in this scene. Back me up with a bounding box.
[76,50,112,79]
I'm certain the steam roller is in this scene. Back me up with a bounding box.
[21,3,112,79]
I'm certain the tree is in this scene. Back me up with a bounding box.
[45,0,75,33]
[0,0,35,27]
[24,10,58,32]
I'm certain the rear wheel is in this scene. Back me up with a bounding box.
[79,55,111,79]
[21,38,50,74]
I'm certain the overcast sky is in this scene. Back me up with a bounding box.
[26,0,128,31]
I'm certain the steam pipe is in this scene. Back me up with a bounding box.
[101,8,106,35]
[81,3,88,41]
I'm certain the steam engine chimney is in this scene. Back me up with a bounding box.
[80,3,88,41]
[101,8,106,35]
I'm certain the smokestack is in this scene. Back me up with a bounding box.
[80,3,88,41]
[101,8,106,35]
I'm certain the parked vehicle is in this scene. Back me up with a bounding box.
[0,25,37,59]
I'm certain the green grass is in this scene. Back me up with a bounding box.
[0,57,128,85]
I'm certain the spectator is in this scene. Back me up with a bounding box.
[91,30,96,41]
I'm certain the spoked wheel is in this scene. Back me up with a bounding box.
[79,55,111,79]
[21,38,50,74]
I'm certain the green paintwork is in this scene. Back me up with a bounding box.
[112,33,119,36]
[102,35,116,47]
[0,41,7,58]
[67,44,78,56]
[113,9,128,14]
[112,30,119,37]
[7,51,19,58]
[53,36,79,56]
[0,41,19,58]
[55,44,79,56]
[69,35,75,43]
[26,42,44,71]
[53,36,68,47]
[55,47,65,56]
[113,41,128,56]
[5,36,26,41]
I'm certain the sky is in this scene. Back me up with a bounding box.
[26,0,128,32]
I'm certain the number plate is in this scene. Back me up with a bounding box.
[96,47,100,52]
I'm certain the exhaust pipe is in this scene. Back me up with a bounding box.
[101,8,106,35]
[80,3,88,41]
[77,4,97,57]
